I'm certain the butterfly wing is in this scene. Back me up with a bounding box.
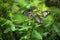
[23,9,33,19]
[35,16,43,24]
[28,13,33,19]
[43,11,50,17]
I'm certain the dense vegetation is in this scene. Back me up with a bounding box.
[0,0,60,40]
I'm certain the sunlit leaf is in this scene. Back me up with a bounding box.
[11,24,16,31]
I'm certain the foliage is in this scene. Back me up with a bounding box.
[0,0,60,40]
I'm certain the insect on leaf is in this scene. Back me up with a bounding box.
[35,16,43,24]
[43,11,50,17]
[24,9,33,19]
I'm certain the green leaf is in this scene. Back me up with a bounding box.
[15,0,27,7]
[1,20,12,26]
[13,14,28,24]
[43,32,49,36]
[17,25,31,31]
[32,30,42,40]
[11,24,16,31]
[11,5,19,13]
[53,24,59,33]
[4,27,11,33]
[26,4,31,9]
[43,15,54,27]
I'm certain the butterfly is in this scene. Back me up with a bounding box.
[35,15,43,24]
[42,11,50,17]
[23,9,33,19]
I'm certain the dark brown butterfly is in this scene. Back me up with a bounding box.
[23,9,33,19]
[35,16,43,24]
[42,11,50,17]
